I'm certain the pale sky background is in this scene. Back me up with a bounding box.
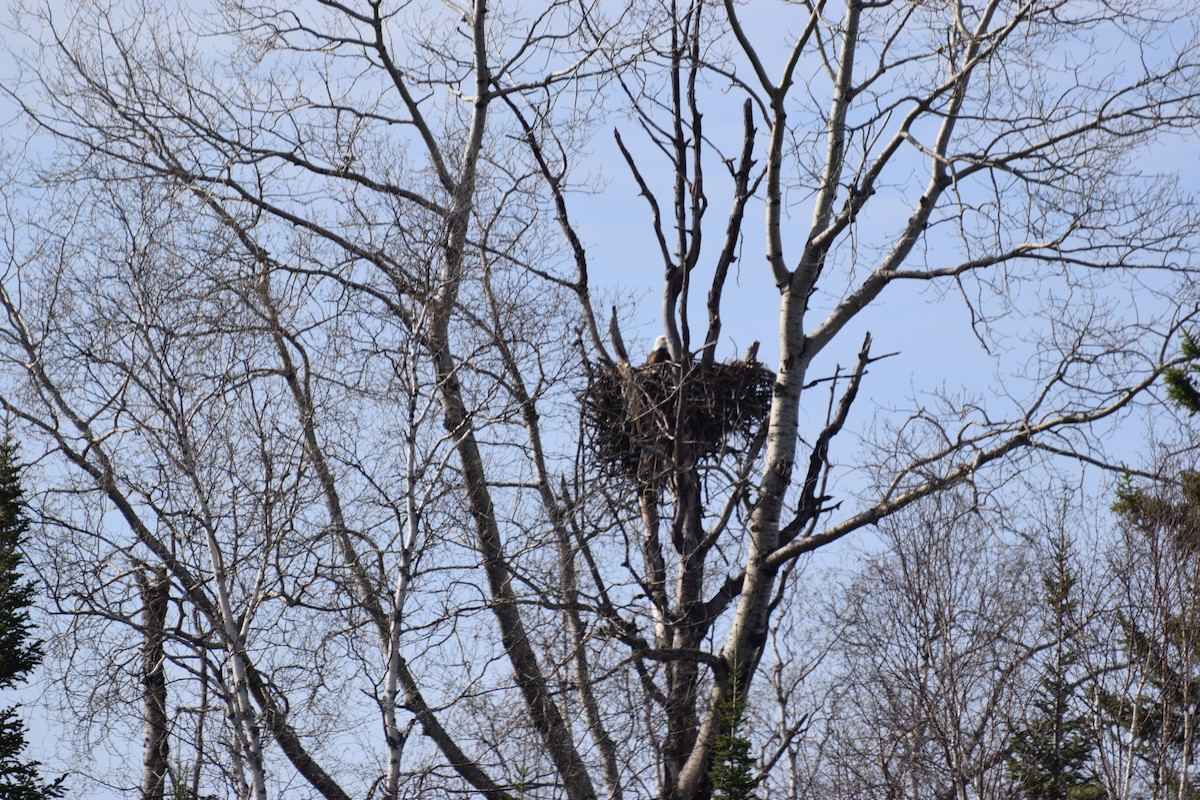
[1,0,1199,793]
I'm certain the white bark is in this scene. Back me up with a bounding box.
[3,1,1200,798]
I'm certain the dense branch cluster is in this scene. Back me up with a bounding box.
[0,1,1197,798]
[582,359,773,484]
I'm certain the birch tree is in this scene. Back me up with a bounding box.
[1,1,1199,798]
[805,492,1041,800]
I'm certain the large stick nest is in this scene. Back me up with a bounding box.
[582,359,774,484]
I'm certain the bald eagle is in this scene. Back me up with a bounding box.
[646,335,672,365]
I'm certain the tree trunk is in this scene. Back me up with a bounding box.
[138,563,170,800]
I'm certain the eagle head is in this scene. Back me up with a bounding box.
[646,335,672,365]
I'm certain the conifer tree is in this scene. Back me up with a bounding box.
[1097,336,1200,799]
[1164,332,1200,416]
[1007,535,1101,800]
[0,436,65,799]
[708,664,759,800]
[1107,470,1200,800]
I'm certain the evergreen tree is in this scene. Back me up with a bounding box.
[1007,535,1102,800]
[1106,469,1200,800]
[0,436,65,800]
[708,664,759,800]
[1096,336,1200,799]
[1164,331,1200,416]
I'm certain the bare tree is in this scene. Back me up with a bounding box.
[1,1,1199,798]
[802,492,1040,800]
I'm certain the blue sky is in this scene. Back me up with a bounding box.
[3,1,1200,794]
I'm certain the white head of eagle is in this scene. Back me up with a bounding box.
[646,335,671,365]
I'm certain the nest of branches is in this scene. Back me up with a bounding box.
[582,359,774,485]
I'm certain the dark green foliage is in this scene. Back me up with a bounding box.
[0,443,37,694]
[1164,331,1200,415]
[1113,469,1200,551]
[1103,421,1200,797]
[0,437,66,800]
[1006,536,1101,800]
[708,665,759,800]
[1106,613,1200,773]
